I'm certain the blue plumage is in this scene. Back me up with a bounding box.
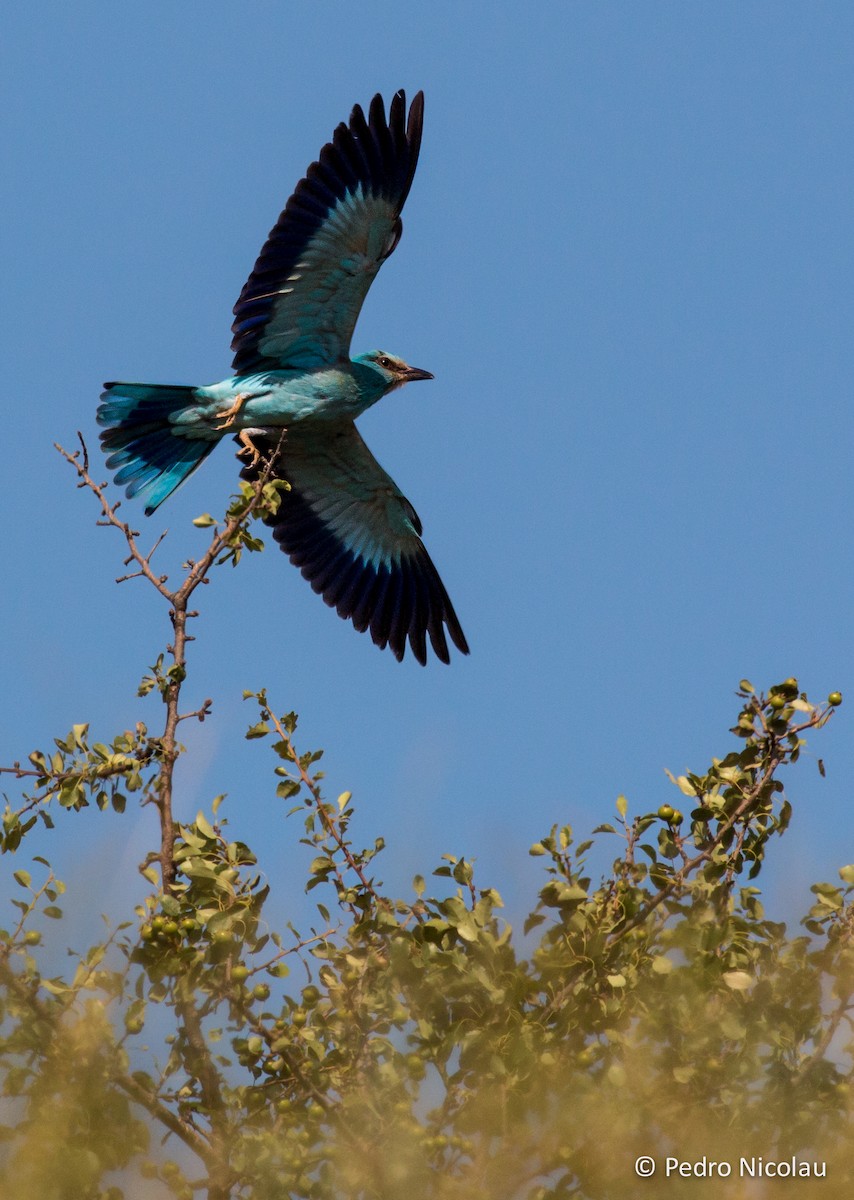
[98,91,468,665]
[99,384,216,514]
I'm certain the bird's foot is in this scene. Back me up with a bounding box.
[214,392,250,429]
[237,429,263,468]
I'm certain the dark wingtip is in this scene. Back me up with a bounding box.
[408,90,425,127]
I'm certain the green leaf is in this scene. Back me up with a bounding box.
[455,915,479,942]
[41,978,69,995]
[195,811,216,840]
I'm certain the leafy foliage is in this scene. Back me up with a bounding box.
[0,447,852,1199]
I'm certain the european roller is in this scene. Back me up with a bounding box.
[98,91,468,665]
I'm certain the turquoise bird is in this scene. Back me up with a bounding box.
[98,91,468,665]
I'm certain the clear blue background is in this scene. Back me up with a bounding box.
[3,3,853,941]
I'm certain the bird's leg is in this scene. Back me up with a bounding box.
[214,392,250,429]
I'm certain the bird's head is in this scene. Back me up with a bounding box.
[355,351,434,394]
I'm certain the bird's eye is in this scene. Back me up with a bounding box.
[376,355,393,369]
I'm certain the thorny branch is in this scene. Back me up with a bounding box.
[262,701,383,915]
[543,700,835,1020]
[54,433,286,891]
[0,938,212,1165]
[613,702,831,943]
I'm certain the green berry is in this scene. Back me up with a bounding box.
[828,692,843,707]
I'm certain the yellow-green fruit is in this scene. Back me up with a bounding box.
[406,1054,427,1080]
[828,692,843,707]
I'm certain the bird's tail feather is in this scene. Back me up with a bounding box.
[98,382,215,515]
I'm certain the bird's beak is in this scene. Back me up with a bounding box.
[402,365,434,382]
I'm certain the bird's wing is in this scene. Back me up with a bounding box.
[231,91,424,374]
[239,424,468,665]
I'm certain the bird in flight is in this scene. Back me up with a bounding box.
[98,90,468,665]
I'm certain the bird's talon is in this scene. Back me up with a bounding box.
[237,430,262,468]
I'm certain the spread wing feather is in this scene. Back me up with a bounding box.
[231,91,424,373]
[239,425,468,665]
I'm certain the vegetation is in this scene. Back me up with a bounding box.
[0,439,852,1198]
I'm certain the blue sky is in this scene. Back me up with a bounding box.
[3,4,854,941]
